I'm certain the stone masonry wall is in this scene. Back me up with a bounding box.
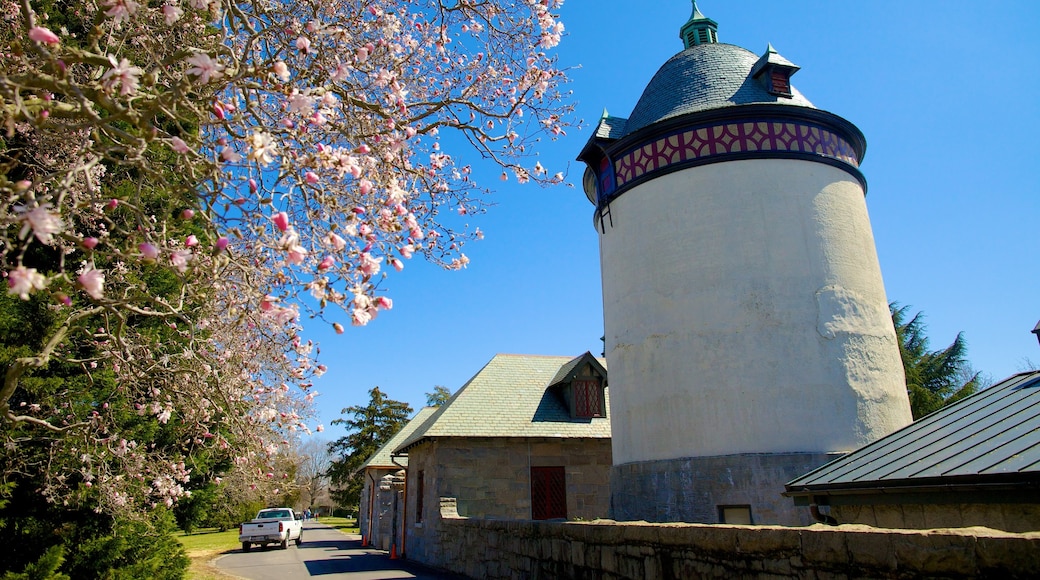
[425,498,1040,580]
[405,438,612,563]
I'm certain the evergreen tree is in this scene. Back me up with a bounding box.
[326,388,412,510]
[892,304,982,419]
[425,386,452,407]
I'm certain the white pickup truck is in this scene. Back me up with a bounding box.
[239,508,304,551]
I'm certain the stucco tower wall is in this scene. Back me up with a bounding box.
[601,157,912,469]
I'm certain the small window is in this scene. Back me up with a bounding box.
[531,467,566,520]
[573,379,604,418]
[769,70,792,96]
[415,470,424,523]
[718,505,753,525]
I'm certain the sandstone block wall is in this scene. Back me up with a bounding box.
[425,498,1040,579]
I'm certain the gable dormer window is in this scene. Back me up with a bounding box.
[573,379,604,418]
[751,44,800,99]
[547,352,608,420]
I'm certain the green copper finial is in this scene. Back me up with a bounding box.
[680,1,718,49]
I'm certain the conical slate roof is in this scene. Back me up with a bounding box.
[623,42,814,136]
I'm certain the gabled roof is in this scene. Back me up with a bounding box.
[358,406,438,472]
[548,351,607,388]
[786,371,1040,497]
[394,354,611,453]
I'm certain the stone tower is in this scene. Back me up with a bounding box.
[577,2,913,526]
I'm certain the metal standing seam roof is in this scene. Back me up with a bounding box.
[786,371,1040,494]
[357,406,438,472]
[393,354,610,453]
[622,42,814,137]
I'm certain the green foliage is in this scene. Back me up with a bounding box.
[425,385,452,407]
[326,387,412,510]
[0,479,188,579]
[892,303,982,419]
[1,545,69,580]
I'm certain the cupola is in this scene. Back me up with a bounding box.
[680,1,718,48]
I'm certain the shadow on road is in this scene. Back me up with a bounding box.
[297,523,466,579]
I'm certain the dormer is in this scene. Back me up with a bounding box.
[751,43,800,97]
[548,352,608,419]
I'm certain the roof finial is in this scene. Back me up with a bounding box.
[680,1,718,49]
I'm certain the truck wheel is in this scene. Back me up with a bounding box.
[295,532,303,547]
[242,542,251,552]
[280,538,288,550]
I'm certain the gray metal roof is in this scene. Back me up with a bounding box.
[623,42,814,136]
[593,115,628,140]
[394,354,611,453]
[786,371,1040,494]
[358,406,438,471]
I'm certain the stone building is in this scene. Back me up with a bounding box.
[785,369,1040,533]
[577,1,913,525]
[356,406,436,552]
[392,353,612,562]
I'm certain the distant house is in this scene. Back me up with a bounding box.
[391,353,612,562]
[356,406,437,551]
[785,370,1040,533]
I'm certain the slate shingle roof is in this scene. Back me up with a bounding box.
[394,354,610,453]
[358,406,438,471]
[786,370,1040,495]
[623,43,814,136]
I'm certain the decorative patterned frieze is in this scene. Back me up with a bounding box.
[603,119,859,199]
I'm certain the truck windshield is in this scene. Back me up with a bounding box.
[261,510,289,519]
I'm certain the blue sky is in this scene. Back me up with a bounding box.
[308,1,1040,437]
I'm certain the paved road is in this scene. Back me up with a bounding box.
[215,522,466,580]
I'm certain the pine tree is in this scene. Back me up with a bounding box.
[326,388,412,510]
[891,304,982,419]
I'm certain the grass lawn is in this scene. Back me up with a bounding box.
[174,528,240,580]
[316,516,359,534]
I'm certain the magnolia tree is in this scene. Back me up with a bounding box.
[0,0,573,515]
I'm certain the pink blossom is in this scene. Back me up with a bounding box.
[181,209,195,219]
[304,172,319,184]
[28,26,60,45]
[376,296,393,310]
[316,424,325,432]
[272,211,289,232]
[170,137,190,154]
[399,244,415,259]
[104,0,140,23]
[260,296,276,312]
[215,237,230,252]
[138,243,159,260]
[185,235,199,247]
[332,322,344,334]
[296,36,311,53]
[358,253,382,277]
[318,256,335,270]
[107,199,119,210]
[325,232,346,251]
[247,131,278,165]
[82,237,99,249]
[170,249,192,273]
[17,204,64,245]
[220,146,242,162]
[162,4,183,24]
[102,57,143,96]
[389,258,404,272]
[185,52,224,84]
[7,266,47,300]
[358,179,373,195]
[78,267,105,300]
[272,61,290,81]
